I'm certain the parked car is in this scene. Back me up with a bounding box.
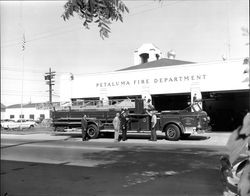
[1,119,37,129]
[1,119,16,129]
[16,119,37,128]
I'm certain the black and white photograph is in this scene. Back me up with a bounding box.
[1,0,249,195]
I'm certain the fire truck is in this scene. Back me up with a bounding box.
[52,99,210,141]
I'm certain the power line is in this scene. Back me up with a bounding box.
[1,68,66,75]
[1,90,58,95]
[1,25,77,46]
[1,25,82,49]
[1,66,67,74]
[1,16,83,46]
[1,91,51,95]
[2,0,231,50]
[1,90,59,94]
[2,89,54,92]
[1,77,44,81]
[2,92,50,95]
[1,93,58,98]
[1,1,183,49]
[1,67,46,74]
[26,26,81,43]
[129,1,155,10]
[128,1,183,16]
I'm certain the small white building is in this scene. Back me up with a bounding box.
[5,103,53,121]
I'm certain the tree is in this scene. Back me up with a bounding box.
[62,0,129,39]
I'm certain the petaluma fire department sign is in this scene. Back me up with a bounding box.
[59,59,248,102]
[95,74,207,88]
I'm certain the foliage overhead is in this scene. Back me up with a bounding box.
[62,0,129,39]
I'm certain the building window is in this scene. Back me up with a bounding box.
[19,114,24,119]
[40,114,45,119]
[29,114,34,120]
[10,115,14,119]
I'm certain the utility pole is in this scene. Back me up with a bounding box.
[45,68,56,117]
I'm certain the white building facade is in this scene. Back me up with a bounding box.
[60,59,248,102]
[5,103,51,121]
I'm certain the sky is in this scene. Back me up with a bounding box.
[1,0,249,106]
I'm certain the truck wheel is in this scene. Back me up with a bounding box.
[87,124,99,139]
[165,124,181,141]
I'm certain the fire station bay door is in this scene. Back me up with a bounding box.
[190,86,202,111]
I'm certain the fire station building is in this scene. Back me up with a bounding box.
[60,44,249,131]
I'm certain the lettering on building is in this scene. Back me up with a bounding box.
[95,74,207,88]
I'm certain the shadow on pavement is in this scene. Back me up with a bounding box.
[181,135,211,141]
[66,132,211,141]
[1,144,226,196]
[79,146,225,195]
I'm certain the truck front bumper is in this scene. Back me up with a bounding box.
[184,126,211,134]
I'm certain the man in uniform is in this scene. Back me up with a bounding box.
[120,109,128,141]
[81,115,88,141]
[150,110,157,141]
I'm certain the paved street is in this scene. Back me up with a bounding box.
[1,132,230,196]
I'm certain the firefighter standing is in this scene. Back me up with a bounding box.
[150,111,157,141]
[112,113,120,142]
[120,109,128,141]
[81,115,88,141]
